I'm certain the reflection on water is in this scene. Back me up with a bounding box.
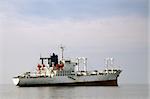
[0,84,149,99]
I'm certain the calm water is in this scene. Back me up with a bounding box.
[0,84,149,99]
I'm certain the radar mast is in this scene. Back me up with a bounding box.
[60,45,65,60]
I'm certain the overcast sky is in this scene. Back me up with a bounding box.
[0,0,149,84]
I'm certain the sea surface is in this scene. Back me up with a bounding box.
[0,84,149,99]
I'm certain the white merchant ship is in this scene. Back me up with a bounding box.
[12,46,122,87]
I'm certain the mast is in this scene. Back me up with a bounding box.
[76,57,87,72]
[60,45,65,60]
[105,57,114,70]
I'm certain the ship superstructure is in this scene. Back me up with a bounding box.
[12,46,122,87]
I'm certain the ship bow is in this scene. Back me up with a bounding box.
[12,77,19,86]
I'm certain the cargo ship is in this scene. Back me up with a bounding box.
[12,46,122,87]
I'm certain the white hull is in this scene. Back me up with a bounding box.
[13,71,121,86]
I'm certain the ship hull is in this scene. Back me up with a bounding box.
[13,72,120,87]
[17,80,118,87]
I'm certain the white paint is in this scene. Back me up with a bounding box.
[12,78,19,85]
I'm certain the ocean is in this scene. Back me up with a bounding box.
[0,84,149,99]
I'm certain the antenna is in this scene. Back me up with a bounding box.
[60,45,65,60]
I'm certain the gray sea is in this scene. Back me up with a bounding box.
[0,84,149,99]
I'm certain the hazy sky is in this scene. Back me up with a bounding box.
[0,0,149,84]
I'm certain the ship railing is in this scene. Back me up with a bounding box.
[75,71,88,76]
[103,68,122,74]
